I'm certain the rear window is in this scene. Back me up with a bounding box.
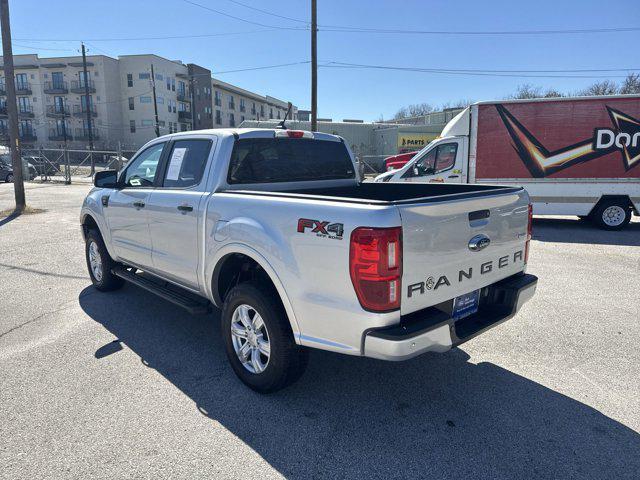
[227,137,355,184]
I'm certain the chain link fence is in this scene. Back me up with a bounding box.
[21,146,138,184]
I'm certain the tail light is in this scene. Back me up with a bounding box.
[349,227,402,312]
[524,204,533,263]
[274,130,313,139]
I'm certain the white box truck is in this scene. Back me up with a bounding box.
[376,95,640,229]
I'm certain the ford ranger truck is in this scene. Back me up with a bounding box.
[81,128,537,393]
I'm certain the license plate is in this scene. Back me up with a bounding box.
[452,289,480,320]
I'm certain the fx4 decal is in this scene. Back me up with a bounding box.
[297,218,344,240]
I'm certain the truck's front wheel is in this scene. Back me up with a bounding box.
[85,229,124,291]
[221,282,308,393]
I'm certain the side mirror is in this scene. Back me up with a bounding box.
[94,170,118,188]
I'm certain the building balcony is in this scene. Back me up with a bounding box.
[18,106,34,118]
[177,92,190,102]
[178,110,192,121]
[44,80,69,94]
[74,128,100,141]
[228,103,235,110]
[73,104,97,117]
[70,79,96,93]
[48,128,72,141]
[46,104,70,117]
[19,132,37,142]
[15,82,32,95]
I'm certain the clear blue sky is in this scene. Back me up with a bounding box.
[6,0,640,121]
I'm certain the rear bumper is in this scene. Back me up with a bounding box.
[363,273,538,361]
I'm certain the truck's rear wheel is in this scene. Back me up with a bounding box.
[85,229,125,291]
[221,281,308,393]
[592,200,631,230]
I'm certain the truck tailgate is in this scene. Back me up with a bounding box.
[399,188,530,315]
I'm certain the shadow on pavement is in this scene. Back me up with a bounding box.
[532,217,640,246]
[80,284,640,479]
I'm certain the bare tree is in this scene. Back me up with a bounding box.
[440,99,474,109]
[577,80,619,96]
[620,73,640,94]
[393,102,434,120]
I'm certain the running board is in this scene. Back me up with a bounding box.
[112,267,211,315]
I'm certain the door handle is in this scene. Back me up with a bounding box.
[448,175,460,179]
[132,201,145,209]
[177,204,193,212]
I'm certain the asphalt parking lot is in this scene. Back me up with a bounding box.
[1,181,639,479]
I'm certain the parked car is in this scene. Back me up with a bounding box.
[0,154,36,181]
[81,128,537,392]
[384,151,419,171]
[375,95,640,230]
[24,155,61,177]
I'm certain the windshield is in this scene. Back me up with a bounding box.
[228,137,355,184]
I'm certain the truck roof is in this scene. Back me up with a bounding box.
[472,93,640,106]
[165,128,343,143]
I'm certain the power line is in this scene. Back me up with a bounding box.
[213,60,311,74]
[224,0,308,24]
[12,29,287,42]
[321,62,639,78]
[319,25,640,35]
[181,0,307,30]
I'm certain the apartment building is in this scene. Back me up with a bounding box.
[0,53,123,149]
[212,78,294,128]
[1,53,296,150]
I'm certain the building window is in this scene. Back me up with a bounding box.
[229,113,235,127]
[128,97,134,110]
[241,115,245,123]
[51,72,64,89]
[277,110,281,119]
[130,120,136,133]
[251,102,256,115]
[157,96,164,104]
[18,97,30,114]
[140,96,152,103]
[178,80,186,97]
[240,98,246,112]
[171,78,175,91]
[269,108,273,119]
[260,105,265,117]
[141,119,153,127]
[156,73,163,81]
[127,74,133,87]
[229,95,235,110]
[215,110,222,125]
[18,119,33,137]
[214,90,221,107]
[15,73,28,90]
[139,72,150,80]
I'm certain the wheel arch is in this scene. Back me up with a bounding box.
[209,244,301,340]
[588,195,636,216]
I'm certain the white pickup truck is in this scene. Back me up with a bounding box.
[81,128,537,392]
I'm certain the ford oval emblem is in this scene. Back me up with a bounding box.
[468,234,491,252]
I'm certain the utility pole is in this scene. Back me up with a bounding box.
[150,63,160,137]
[310,0,317,132]
[0,0,25,212]
[81,42,95,174]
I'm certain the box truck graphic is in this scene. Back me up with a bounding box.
[496,104,640,177]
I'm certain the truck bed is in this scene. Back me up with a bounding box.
[223,182,521,205]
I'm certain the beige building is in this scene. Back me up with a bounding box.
[212,78,294,128]
[0,53,297,151]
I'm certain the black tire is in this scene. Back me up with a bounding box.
[591,199,632,231]
[85,229,125,291]
[221,281,308,393]
[6,173,13,183]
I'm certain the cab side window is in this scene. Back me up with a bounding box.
[434,143,458,173]
[402,149,436,178]
[162,139,212,188]
[122,143,165,187]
